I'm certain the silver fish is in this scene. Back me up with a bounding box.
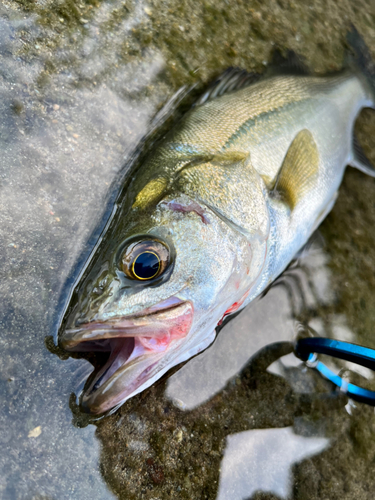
[59,30,375,414]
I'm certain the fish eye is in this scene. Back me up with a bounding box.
[132,251,160,280]
[121,239,170,281]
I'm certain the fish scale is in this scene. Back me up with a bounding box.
[173,76,312,146]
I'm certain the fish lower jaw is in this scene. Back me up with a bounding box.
[62,300,194,414]
[81,337,165,414]
[83,325,217,415]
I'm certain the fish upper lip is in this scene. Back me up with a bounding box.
[62,297,189,350]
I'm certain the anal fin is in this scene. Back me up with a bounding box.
[272,129,320,210]
[311,191,338,233]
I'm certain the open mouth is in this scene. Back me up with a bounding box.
[61,298,194,414]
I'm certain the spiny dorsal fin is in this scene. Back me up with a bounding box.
[272,129,319,210]
[351,133,375,177]
[268,48,310,76]
[195,68,260,106]
[195,50,308,107]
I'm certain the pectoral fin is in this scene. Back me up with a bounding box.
[132,177,169,209]
[272,129,319,210]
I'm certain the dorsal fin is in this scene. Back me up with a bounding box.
[195,50,309,107]
[195,67,261,106]
[272,129,319,210]
[268,48,310,76]
[346,25,375,100]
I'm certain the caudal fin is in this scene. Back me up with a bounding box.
[346,25,375,103]
[347,26,375,177]
[351,133,375,177]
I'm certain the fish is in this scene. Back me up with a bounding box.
[59,28,375,415]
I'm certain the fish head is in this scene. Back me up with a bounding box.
[60,179,267,414]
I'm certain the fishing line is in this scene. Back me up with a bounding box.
[294,337,375,406]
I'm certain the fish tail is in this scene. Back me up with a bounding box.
[346,25,375,106]
[346,26,375,178]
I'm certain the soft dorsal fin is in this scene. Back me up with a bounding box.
[350,133,375,177]
[195,67,260,106]
[272,129,319,210]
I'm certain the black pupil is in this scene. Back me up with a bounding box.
[133,252,160,279]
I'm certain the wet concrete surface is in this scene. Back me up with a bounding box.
[1,0,375,499]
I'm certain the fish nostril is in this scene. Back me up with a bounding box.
[75,315,89,327]
[87,287,114,315]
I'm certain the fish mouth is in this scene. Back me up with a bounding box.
[61,298,194,414]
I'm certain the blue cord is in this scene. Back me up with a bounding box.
[295,337,375,406]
